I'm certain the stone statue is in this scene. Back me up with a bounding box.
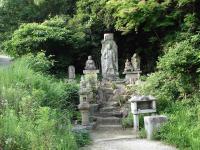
[68,65,75,79]
[131,53,141,71]
[85,56,96,70]
[124,59,133,72]
[101,33,119,80]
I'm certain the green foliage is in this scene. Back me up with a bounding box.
[106,0,197,33]
[139,128,146,139]
[22,52,54,73]
[0,108,77,150]
[138,32,200,148]
[0,0,77,48]
[122,113,133,128]
[138,33,200,111]
[3,16,85,57]
[73,129,91,147]
[0,54,85,149]
[155,100,200,149]
[2,16,86,74]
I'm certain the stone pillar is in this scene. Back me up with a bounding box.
[133,102,139,131]
[133,114,139,131]
[144,115,168,140]
[78,101,90,126]
[83,70,99,90]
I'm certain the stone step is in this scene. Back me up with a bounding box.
[97,124,122,130]
[102,88,114,94]
[106,101,119,107]
[97,117,121,125]
[100,106,118,112]
[95,111,122,118]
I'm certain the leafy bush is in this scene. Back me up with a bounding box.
[155,100,200,149]
[122,113,133,128]
[73,129,91,147]
[3,16,85,56]
[137,32,200,148]
[138,33,200,111]
[0,54,83,149]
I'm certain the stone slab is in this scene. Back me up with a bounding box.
[144,115,168,140]
[83,69,99,74]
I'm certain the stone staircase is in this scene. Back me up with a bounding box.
[92,82,123,130]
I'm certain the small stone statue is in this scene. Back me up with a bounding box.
[85,56,96,70]
[68,65,75,79]
[124,59,133,72]
[131,53,141,71]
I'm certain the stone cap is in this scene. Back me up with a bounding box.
[78,102,90,110]
[129,95,156,102]
[144,115,168,122]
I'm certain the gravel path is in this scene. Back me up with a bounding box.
[81,129,176,150]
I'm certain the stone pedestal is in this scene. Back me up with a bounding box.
[144,115,168,140]
[123,70,142,84]
[78,101,90,126]
[83,69,99,90]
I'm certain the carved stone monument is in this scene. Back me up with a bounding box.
[131,53,141,71]
[129,95,156,131]
[101,33,119,80]
[85,56,96,70]
[123,53,142,84]
[68,65,75,80]
[124,59,134,72]
[83,56,99,92]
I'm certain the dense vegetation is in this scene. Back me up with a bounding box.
[138,33,200,149]
[1,0,200,149]
[0,53,89,149]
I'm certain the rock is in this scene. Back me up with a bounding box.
[144,115,168,140]
[0,55,12,66]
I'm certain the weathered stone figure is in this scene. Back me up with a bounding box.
[131,53,141,71]
[68,65,75,79]
[101,33,119,80]
[85,56,96,70]
[124,59,133,72]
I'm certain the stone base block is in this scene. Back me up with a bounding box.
[89,104,99,115]
[144,115,168,140]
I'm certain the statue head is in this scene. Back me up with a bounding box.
[104,33,114,40]
[88,56,92,60]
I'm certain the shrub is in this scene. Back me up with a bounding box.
[3,16,85,57]
[122,113,133,128]
[73,129,91,147]
[137,33,200,148]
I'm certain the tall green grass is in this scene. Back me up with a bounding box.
[0,54,79,149]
